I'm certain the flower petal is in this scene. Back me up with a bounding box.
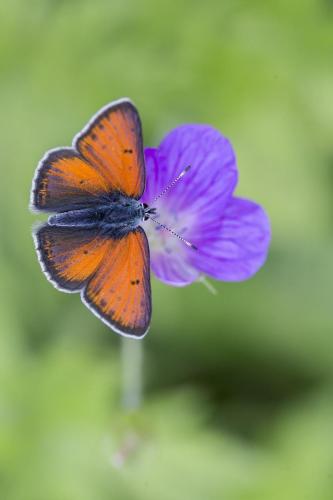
[189,197,271,281]
[142,125,238,218]
[150,243,200,286]
[142,126,269,286]
[140,148,160,205]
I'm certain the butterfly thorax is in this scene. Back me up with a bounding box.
[48,194,145,237]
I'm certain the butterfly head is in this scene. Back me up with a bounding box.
[142,203,157,221]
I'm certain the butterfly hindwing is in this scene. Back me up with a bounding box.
[35,224,151,337]
[34,224,110,292]
[75,99,145,199]
[83,227,151,338]
[31,99,145,212]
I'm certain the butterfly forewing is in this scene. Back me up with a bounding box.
[31,149,113,212]
[75,99,145,199]
[31,99,145,212]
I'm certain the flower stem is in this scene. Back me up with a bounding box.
[198,275,218,295]
[121,337,143,411]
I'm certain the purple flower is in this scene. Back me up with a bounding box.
[141,125,271,286]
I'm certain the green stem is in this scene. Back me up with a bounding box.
[121,337,143,410]
[198,275,218,295]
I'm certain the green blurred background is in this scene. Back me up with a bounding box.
[1,0,333,498]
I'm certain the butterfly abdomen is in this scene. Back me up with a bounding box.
[48,196,144,236]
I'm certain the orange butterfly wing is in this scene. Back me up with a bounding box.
[31,99,145,212]
[75,99,145,199]
[31,149,114,212]
[83,227,151,337]
[34,224,110,291]
[35,225,151,337]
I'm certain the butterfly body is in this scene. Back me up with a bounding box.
[31,98,152,338]
[48,194,146,237]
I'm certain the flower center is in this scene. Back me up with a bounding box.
[144,201,194,254]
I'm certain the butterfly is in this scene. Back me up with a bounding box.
[30,98,157,338]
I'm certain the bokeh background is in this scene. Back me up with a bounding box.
[1,0,333,498]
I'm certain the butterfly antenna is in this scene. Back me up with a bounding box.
[149,216,198,250]
[152,165,191,203]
